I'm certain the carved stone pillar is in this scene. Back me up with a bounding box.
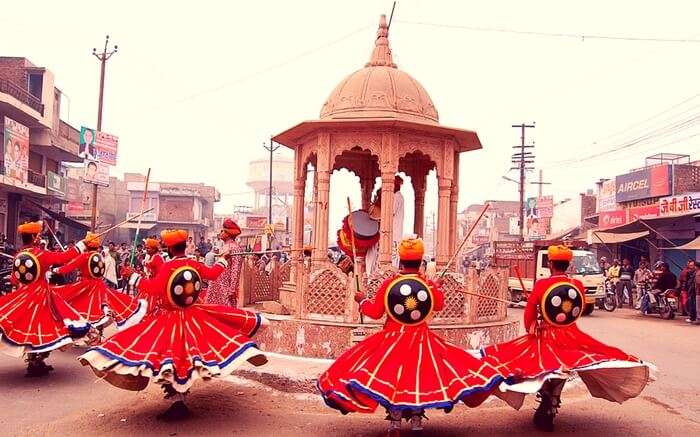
[282,177,306,314]
[379,133,399,267]
[361,175,374,210]
[436,177,452,268]
[413,173,427,238]
[312,133,331,267]
[449,152,460,255]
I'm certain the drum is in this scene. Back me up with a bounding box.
[337,210,380,258]
[540,281,585,327]
[167,266,203,307]
[384,275,434,325]
[13,252,41,285]
[88,252,106,279]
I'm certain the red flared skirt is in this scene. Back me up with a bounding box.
[481,324,640,379]
[79,304,264,392]
[318,324,503,413]
[0,281,90,354]
[55,279,147,329]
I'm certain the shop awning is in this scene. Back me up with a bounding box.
[668,235,700,250]
[120,222,156,230]
[589,230,650,245]
[29,200,90,232]
[600,211,700,234]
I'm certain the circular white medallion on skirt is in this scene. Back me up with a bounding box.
[194,281,201,291]
[400,284,412,296]
[417,290,428,302]
[410,310,421,320]
[24,259,33,268]
[555,313,567,323]
[551,296,562,307]
[174,285,184,295]
[572,306,581,317]
[394,304,405,315]
[25,273,34,281]
[185,296,194,305]
[568,288,578,299]
[183,271,193,281]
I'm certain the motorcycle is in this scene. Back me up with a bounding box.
[641,286,678,320]
[602,278,617,312]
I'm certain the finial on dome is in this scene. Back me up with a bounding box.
[366,14,396,68]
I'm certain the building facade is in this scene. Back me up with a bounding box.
[125,173,220,243]
[0,56,82,244]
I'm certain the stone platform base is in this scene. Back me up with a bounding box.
[254,313,521,359]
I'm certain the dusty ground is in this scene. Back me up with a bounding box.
[1,307,698,436]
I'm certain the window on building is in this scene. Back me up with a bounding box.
[46,158,59,174]
[28,151,43,173]
[28,73,43,100]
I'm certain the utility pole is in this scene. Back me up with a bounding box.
[263,139,280,248]
[511,123,535,241]
[531,169,551,198]
[90,35,117,231]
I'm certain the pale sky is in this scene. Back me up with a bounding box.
[2,0,700,233]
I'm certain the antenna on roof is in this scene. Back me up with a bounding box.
[388,1,397,30]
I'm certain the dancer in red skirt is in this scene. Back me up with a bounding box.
[482,245,654,432]
[143,237,165,278]
[79,229,268,420]
[0,222,90,376]
[205,218,243,307]
[139,237,166,316]
[318,237,503,436]
[53,232,147,337]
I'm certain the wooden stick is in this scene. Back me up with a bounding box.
[85,207,155,243]
[513,265,529,296]
[439,202,490,278]
[130,169,151,266]
[346,198,364,324]
[43,221,65,252]
[227,248,312,257]
[456,288,513,305]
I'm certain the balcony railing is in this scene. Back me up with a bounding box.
[28,170,47,187]
[0,78,44,116]
[58,120,80,144]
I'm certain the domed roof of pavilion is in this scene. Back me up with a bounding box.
[273,15,482,153]
[319,15,439,124]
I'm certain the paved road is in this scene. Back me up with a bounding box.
[0,307,698,436]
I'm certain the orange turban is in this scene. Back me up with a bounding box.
[160,229,188,247]
[85,232,101,249]
[548,245,573,262]
[144,238,160,250]
[398,237,424,261]
[18,221,42,235]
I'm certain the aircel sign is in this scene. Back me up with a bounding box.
[615,165,671,203]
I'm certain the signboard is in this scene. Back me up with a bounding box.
[628,204,660,221]
[659,192,700,217]
[79,126,97,160]
[615,165,671,203]
[508,216,520,236]
[599,210,627,230]
[46,171,65,196]
[472,235,490,245]
[598,179,616,212]
[538,195,554,218]
[3,116,29,183]
[95,131,119,165]
[246,215,268,229]
[82,158,109,187]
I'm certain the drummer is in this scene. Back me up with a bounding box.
[365,176,405,273]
